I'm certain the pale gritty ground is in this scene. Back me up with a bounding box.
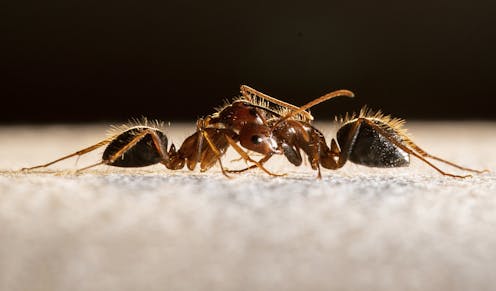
[0,122,495,291]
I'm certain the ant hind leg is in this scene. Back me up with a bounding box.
[406,143,489,174]
[361,118,484,178]
[20,138,113,172]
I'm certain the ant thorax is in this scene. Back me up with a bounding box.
[208,101,264,130]
[209,99,291,132]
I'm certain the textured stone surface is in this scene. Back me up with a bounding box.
[0,122,495,291]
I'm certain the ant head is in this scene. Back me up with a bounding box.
[239,123,281,155]
[216,101,265,130]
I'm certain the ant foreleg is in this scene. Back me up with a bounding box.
[224,136,286,177]
[226,154,273,174]
[230,150,262,163]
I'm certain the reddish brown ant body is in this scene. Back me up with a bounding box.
[21,85,487,178]
[160,85,334,176]
[229,91,488,178]
[21,85,342,176]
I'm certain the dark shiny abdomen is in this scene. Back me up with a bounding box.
[103,127,168,167]
[337,120,410,168]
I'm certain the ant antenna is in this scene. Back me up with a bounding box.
[241,85,314,121]
[271,89,355,129]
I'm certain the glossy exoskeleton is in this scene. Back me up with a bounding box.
[21,85,487,178]
[21,85,324,176]
[231,98,487,178]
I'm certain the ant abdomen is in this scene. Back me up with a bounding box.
[20,124,172,172]
[103,126,169,167]
[336,118,410,168]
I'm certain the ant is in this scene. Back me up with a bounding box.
[226,89,488,178]
[21,85,487,179]
[163,85,347,176]
[20,85,351,177]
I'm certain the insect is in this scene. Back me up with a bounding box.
[157,84,349,176]
[20,85,352,176]
[21,85,487,178]
[226,91,488,178]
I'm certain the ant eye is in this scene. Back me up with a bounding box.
[251,135,263,145]
[249,108,258,116]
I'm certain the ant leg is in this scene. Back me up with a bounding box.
[182,123,234,174]
[21,138,114,171]
[192,124,205,170]
[327,119,472,178]
[200,130,232,178]
[230,150,261,163]
[360,118,477,178]
[404,143,489,174]
[322,120,362,170]
[109,128,168,163]
[226,154,273,174]
[226,165,256,173]
[224,136,286,177]
[75,162,105,173]
[75,128,170,172]
[174,130,203,171]
[310,148,323,179]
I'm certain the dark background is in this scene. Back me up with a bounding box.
[2,0,495,124]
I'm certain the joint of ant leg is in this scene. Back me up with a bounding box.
[196,118,207,130]
[219,166,234,179]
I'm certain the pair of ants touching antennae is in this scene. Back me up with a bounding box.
[22,85,487,178]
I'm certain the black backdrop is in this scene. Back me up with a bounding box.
[2,0,495,123]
